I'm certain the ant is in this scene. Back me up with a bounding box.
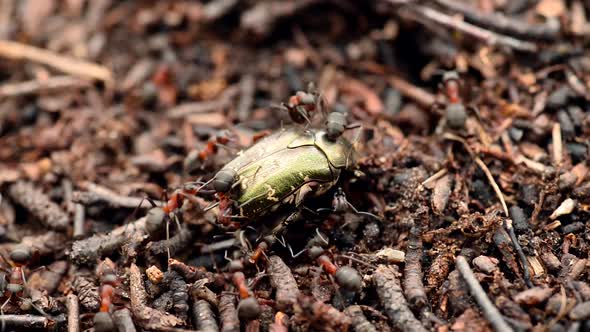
[436,71,468,130]
[93,260,120,332]
[287,232,362,293]
[0,245,52,331]
[280,83,324,125]
[185,130,237,173]
[226,265,261,321]
[316,188,381,221]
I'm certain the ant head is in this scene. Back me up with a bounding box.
[101,273,118,286]
[326,111,347,141]
[442,71,460,84]
[9,245,31,265]
[214,169,237,193]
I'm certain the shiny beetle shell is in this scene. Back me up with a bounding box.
[216,128,355,220]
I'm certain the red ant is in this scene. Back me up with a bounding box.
[189,130,236,171]
[0,245,52,331]
[280,83,324,125]
[440,71,462,104]
[93,273,118,331]
[93,260,120,332]
[230,271,261,321]
[435,71,468,130]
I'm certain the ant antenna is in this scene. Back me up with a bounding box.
[288,245,308,258]
[316,228,329,246]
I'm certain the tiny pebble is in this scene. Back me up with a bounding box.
[375,248,405,263]
[472,256,499,274]
[513,287,554,306]
[550,198,576,219]
[570,301,590,320]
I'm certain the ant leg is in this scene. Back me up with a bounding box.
[0,252,12,268]
[165,220,171,262]
[315,228,329,246]
[315,207,334,215]
[223,250,232,263]
[237,230,251,252]
[124,196,158,234]
[1,294,11,332]
[173,214,183,233]
[203,201,220,212]
[344,200,382,221]
[288,245,307,258]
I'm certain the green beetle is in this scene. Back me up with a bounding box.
[212,127,356,226]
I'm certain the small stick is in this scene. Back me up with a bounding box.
[455,256,514,332]
[404,226,428,310]
[295,295,351,331]
[66,294,79,332]
[74,181,163,209]
[0,231,68,257]
[404,4,538,52]
[113,308,137,332]
[0,315,57,329]
[146,226,195,261]
[219,293,240,332]
[0,75,90,98]
[165,271,190,321]
[420,169,447,188]
[344,305,379,332]
[474,157,508,217]
[167,85,240,118]
[237,75,256,122]
[129,264,184,330]
[8,181,69,231]
[0,40,113,82]
[192,299,219,332]
[373,265,427,332]
[73,204,85,239]
[433,0,560,40]
[202,0,239,21]
[552,122,563,166]
[389,75,436,108]
[474,157,531,286]
[268,255,299,312]
[70,217,150,265]
[505,219,533,288]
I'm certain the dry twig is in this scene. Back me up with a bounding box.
[455,256,514,332]
[0,40,112,82]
